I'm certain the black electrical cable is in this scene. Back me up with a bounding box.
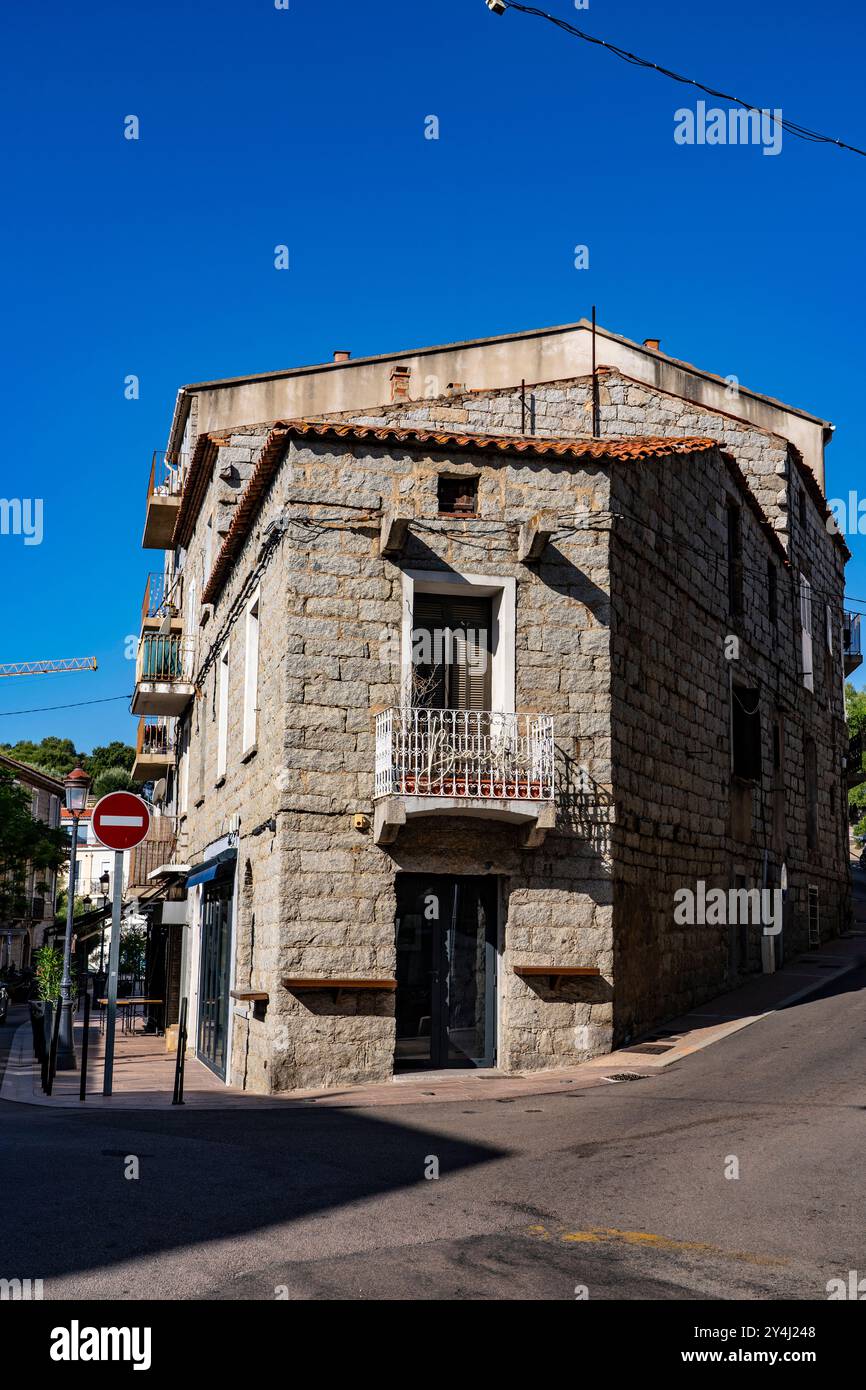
[498,3,866,158]
[0,694,132,718]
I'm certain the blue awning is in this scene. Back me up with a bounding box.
[185,849,236,889]
[186,863,218,888]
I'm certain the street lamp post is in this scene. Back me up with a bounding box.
[57,765,91,1070]
[98,870,110,971]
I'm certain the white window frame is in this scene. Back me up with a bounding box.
[242,590,261,754]
[217,645,230,780]
[400,570,516,712]
[800,574,814,693]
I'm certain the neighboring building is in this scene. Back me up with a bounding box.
[0,754,63,969]
[58,808,128,904]
[132,319,856,1092]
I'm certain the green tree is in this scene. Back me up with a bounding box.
[0,736,80,776]
[119,925,147,978]
[92,766,139,798]
[0,737,138,786]
[845,684,866,837]
[845,683,866,737]
[54,889,90,922]
[87,742,136,782]
[0,767,68,922]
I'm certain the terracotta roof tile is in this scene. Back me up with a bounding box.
[272,419,718,463]
[200,420,718,607]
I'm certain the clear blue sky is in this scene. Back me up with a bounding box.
[1,0,864,753]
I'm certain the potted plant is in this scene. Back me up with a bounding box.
[31,944,63,1062]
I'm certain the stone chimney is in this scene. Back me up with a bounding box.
[333,350,351,362]
[643,338,661,352]
[390,365,411,402]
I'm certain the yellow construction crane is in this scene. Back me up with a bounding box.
[0,657,98,679]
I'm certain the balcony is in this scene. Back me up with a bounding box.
[373,708,555,845]
[143,451,184,550]
[141,571,183,630]
[133,716,176,780]
[844,610,862,676]
[131,633,195,716]
[128,832,178,892]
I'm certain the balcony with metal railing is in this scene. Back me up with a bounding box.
[141,570,183,629]
[131,633,196,717]
[128,831,179,891]
[844,610,862,676]
[143,451,184,549]
[373,707,556,845]
[132,716,177,781]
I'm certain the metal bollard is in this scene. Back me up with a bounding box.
[46,996,63,1096]
[79,991,91,1101]
[171,997,188,1106]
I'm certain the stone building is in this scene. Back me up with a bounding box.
[132,320,855,1091]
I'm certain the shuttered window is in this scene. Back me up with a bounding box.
[731,683,761,781]
[412,593,492,710]
[800,574,814,692]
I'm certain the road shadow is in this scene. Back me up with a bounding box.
[0,1100,507,1286]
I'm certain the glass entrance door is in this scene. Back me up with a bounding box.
[197,879,233,1079]
[395,874,497,1069]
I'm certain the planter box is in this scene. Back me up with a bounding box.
[29,1002,46,1062]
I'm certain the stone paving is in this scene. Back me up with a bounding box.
[4,926,863,1111]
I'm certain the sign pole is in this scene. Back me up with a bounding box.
[102,849,124,1096]
[89,791,150,1100]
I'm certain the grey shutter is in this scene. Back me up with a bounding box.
[448,596,492,711]
[412,593,492,710]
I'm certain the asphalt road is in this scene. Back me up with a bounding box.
[2,965,865,1301]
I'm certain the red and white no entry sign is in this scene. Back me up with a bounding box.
[91,791,151,851]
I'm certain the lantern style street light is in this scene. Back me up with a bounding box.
[57,765,91,1069]
[98,869,110,971]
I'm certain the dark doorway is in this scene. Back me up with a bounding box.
[197,879,233,1079]
[395,874,497,1070]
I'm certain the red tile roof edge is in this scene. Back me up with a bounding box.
[200,421,718,608]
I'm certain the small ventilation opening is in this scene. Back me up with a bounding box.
[438,475,478,516]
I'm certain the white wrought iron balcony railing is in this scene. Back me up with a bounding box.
[374,708,555,802]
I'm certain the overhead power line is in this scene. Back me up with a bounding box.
[490,2,866,159]
[0,694,131,718]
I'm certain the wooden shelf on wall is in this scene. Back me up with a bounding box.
[282,977,398,992]
[230,990,270,1002]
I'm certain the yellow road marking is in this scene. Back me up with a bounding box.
[529,1225,786,1267]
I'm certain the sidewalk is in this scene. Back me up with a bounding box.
[4,929,865,1112]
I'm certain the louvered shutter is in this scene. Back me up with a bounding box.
[448,596,492,711]
[412,593,492,710]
